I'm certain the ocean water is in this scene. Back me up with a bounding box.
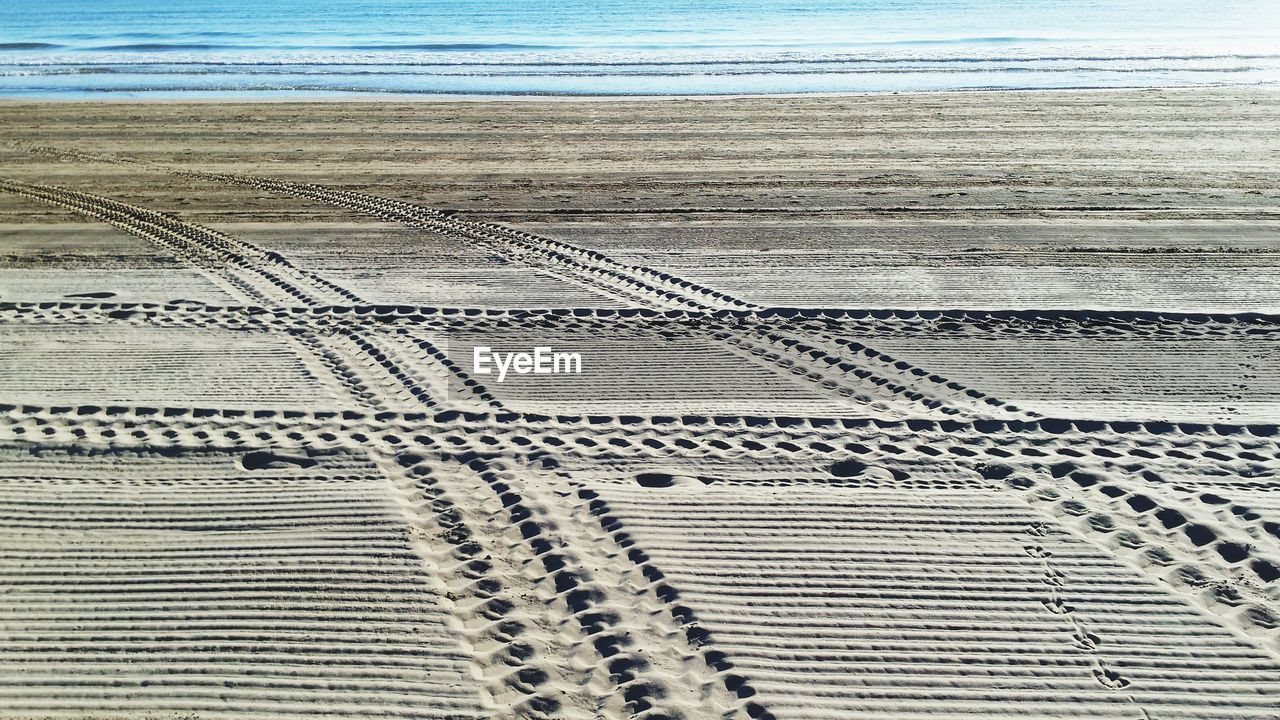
[0,0,1277,97]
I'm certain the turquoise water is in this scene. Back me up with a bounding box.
[1,0,1277,97]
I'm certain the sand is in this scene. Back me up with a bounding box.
[1,88,1279,719]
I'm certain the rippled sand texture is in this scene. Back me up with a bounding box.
[1,88,1279,719]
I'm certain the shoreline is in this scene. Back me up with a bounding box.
[1,82,1278,104]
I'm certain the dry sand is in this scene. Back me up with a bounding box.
[1,88,1279,719]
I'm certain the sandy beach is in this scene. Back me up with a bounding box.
[2,87,1280,718]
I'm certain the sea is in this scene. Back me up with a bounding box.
[1,0,1277,98]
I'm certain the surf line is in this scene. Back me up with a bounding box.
[472,346,583,383]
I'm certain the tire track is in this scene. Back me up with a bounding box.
[173,171,1002,417]
[6,145,1010,417]
[0,178,353,307]
[576,484,768,720]
[0,179,497,412]
[8,143,752,313]
[439,452,740,720]
[3,399,1277,474]
[191,171,751,311]
[4,400,1280,719]
[980,462,1280,657]
[16,143,1274,422]
[374,451,595,720]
